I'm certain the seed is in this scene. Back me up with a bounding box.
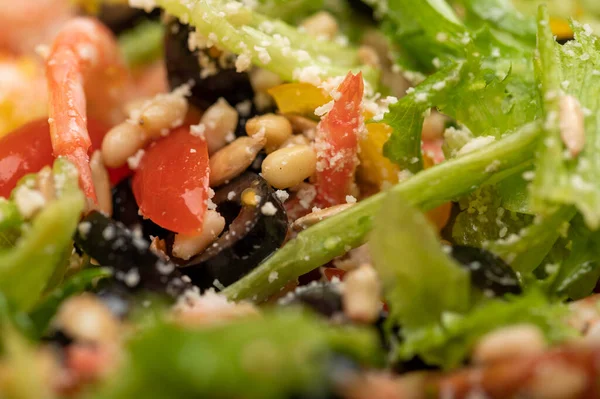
[249,69,282,93]
[172,210,226,260]
[90,151,113,217]
[285,114,318,138]
[137,94,188,136]
[559,94,585,157]
[343,264,381,323]
[201,98,239,154]
[472,324,546,364]
[261,145,317,189]
[246,113,293,153]
[422,110,447,141]
[54,293,119,344]
[101,122,148,168]
[280,134,310,149]
[358,45,380,68]
[293,203,354,231]
[209,135,266,187]
[301,11,338,40]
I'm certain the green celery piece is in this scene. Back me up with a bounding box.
[118,20,164,68]
[0,160,84,311]
[223,122,543,302]
[93,311,381,399]
[29,268,112,335]
[488,206,576,274]
[154,0,377,85]
[531,7,600,228]
[397,288,575,369]
[370,190,470,329]
[255,0,324,24]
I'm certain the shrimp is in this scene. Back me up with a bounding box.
[46,17,129,202]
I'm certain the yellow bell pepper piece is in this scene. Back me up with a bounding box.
[550,17,574,40]
[357,123,400,188]
[268,83,329,116]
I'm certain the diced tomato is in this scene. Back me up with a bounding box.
[132,126,210,234]
[0,117,129,198]
[315,72,364,207]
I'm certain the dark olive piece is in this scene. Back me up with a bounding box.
[111,178,169,240]
[74,211,191,298]
[164,20,255,111]
[278,282,344,318]
[181,172,288,289]
[451,245,522,296]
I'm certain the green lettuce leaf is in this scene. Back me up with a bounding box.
[0,159,84,311]
[92,310,381,399]
[397,288,576,369]
[531,7,600,229]
[370,189,471,328]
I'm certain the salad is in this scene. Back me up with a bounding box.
[3,0,600,397]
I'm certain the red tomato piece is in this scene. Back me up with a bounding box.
[315,72,364,207]
[0,117,127,198]
[132,126,210,234]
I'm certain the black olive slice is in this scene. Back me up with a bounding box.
[74,211,191,298]
[450,245,522,296]
[111,178,169,240]
[165,20,255,111]
[181,172,288,289]
[278,282,344,318]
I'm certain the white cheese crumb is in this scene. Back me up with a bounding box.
[227,191,236,200]
[77,221,92,238]
[268,271,279,283]
[14,186,46,219]
[315,100,334,117]
[127,149,145,170]
[260,201,278,215]
[345,195,357,204]
[275,190,289,203]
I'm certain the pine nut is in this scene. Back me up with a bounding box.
[101,122,148,168]
[209,135,266,187]
[280,134,310,149]
[137,94,188,136]
[285,114,317,138]
[90,151,113,217]
[293,203,354,231]
[559,94,585,157]
[358,45,380,68]
[54,293,119,344]
[301,11,338,40]
[343,264,381,323]
[246,114,293,153]
[249,68,282,92]
[261,145,317,189]
[172,210,226,260]
[201,98,239,154]
[472,324,546,364]
[422,110,447,141]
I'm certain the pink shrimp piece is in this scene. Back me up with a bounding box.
[46,17,128,202]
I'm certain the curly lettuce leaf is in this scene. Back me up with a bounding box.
[370,189,470,329]
[531,8,600,229]
[397,288,576,369]
[92,310,381,399]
